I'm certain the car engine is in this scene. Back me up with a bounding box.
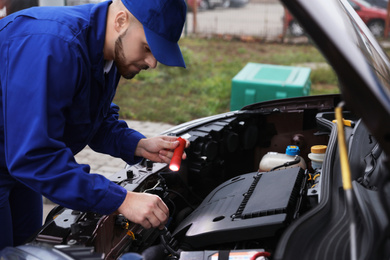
[6,95,388,260]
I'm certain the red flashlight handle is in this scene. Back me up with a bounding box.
[169,137,186,171]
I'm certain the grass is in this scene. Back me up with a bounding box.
[114,37,340,124]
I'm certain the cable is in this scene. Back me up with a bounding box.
[335,102,357,260]
[167,189,196,210]
[159,228,180,258]
[312,174,321,181]
[159,171,203,203]
[143,179,161,193]
[270,157,301,171]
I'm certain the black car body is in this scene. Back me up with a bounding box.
[1,0,390,259]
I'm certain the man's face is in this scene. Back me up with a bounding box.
[114,25,157,79]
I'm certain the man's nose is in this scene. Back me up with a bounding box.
[146,54,157,69]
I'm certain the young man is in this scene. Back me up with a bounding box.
[0,0,188,249]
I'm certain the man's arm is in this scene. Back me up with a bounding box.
[88,103,146,165]
[89,103,189,164]
[2,34,126,215]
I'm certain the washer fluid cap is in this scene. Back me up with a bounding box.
[311,145,327,154]
[286,145,300,156]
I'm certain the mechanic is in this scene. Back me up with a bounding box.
[0,0,188,250]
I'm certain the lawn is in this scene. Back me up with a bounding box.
[114,36,340,124]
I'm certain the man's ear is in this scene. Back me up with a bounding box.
[114,10,129,33]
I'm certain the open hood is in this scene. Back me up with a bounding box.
[282,0,390,158]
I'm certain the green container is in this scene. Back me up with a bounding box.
[230,63,311,111]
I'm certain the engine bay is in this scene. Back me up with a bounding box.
[25,95,388,260]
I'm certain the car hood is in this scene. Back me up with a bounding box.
[282,0,390,160]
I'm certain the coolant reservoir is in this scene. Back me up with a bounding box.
[259,145,307,172]
[308,145,327,169]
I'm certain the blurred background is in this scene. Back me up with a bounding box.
[3,0,390,220]
[1,0,390,125]
[2,0,390,40]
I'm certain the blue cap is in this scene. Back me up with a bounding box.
[121,0,187,68]
[286,145,300,156]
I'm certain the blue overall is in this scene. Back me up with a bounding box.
[0,1,145,249]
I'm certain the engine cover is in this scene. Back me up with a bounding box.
[173,167,306,248]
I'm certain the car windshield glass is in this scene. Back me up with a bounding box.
[347,0,360,8]
[343,1,390,95]
[354,0,374,7]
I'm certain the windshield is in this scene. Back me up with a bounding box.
[343,1,390,96]
[353,0,374,7]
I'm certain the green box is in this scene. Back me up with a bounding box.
[230,63,311,111]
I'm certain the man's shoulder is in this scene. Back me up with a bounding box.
[0,2,108,43]
[1,6,88,39]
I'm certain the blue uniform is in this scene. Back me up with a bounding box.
[0,1,145,248]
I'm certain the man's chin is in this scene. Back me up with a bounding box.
[121,72,137,80]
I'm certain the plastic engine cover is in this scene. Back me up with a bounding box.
[173,167,305,248]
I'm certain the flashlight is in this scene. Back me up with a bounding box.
[169,137,186,172]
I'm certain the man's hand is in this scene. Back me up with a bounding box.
[135,136,190,164]
[117,191,169,230]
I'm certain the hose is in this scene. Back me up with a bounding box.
[270,157,301,171]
